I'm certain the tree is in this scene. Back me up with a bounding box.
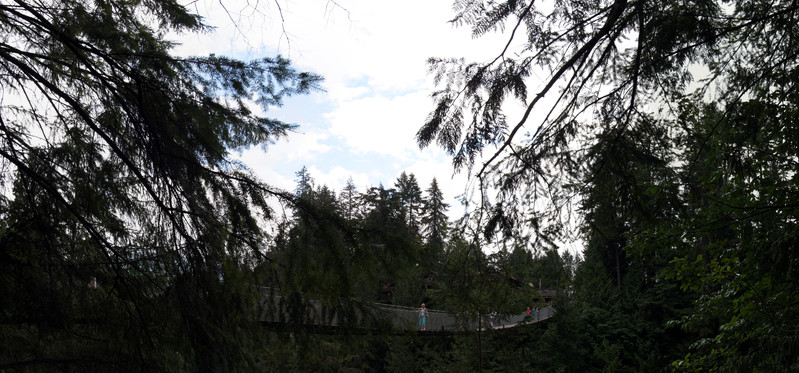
[421,178,449,254]
[420,0,799,369]
[418,0,799,242]
[273,175,359,313]
[394,171,424,233]
[359,184,423,305]
[0,0,321,370]
[339,176,363,222]
[656,98,799,371]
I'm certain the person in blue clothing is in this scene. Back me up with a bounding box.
[418,303,427,331]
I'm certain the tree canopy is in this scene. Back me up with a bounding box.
[5,0,799,370]
[419,0,799,370]
[0,0,321,370]
[419,0,798,241]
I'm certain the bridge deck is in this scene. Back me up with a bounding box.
[258,289,553,332]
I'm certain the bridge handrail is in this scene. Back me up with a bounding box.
[257,286,554,332]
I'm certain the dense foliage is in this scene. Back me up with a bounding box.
[0,1,555,369]
[0,0,321,370]
[258,169,569,371]
[418,0,799,371]
[5,0,798,371]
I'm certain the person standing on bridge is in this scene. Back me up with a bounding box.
[418,303,427,331]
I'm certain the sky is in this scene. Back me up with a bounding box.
[174,0,513,220]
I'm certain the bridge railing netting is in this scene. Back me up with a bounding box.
[258,288,553,332]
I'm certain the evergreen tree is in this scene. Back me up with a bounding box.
[418,0,799,244]
[356,181,433,306]
[653,99,799,371]
[394,172,411,222]
[503,246,538,286]
[294,166,315,198]
[278,181,352,300]
[394,172,424,233]
[0,1,320,370]
[420,0,799,369]
[529,249,572,291]
[421,178,449,253]
[339,176,363,222]
[406,174,423,223]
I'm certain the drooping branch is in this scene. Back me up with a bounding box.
[476,0,629,180]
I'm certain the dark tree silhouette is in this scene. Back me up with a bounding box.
[0,0,321,370]
[420,0,799,370]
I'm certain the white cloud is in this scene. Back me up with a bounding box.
[306,165,370,192]
[235,127,331,189]
[324,90,430,158]
[176,0,522,222]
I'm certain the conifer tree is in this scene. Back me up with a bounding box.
[0,1,320,370]
[420,0,799,369]
[339,177,363,222]
[421,178,449,253]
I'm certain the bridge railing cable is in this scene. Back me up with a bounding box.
[257,287,553,332]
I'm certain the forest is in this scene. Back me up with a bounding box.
[2,0,799,371]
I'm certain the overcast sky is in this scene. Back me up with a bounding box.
[174,0,519,220]
[170,0,589,255]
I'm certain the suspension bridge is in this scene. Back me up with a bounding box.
[257,288,554,334]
